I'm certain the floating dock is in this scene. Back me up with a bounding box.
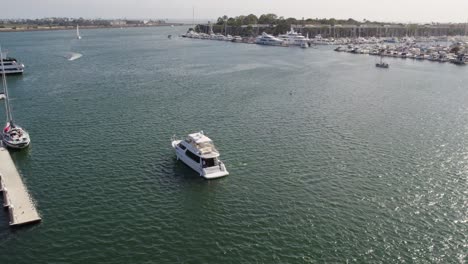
[0,145,40,226]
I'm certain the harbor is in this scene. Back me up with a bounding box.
[0,22,467,263]
[181,26,468,65]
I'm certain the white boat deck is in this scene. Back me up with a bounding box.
[0,144,41,226]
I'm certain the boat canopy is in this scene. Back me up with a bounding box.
[188,132,212,144]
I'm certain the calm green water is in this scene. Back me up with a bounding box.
[0,27,466,263]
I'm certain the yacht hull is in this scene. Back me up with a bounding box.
[172,140,229,179]
[2,139,30,149]
[0,69,23,75]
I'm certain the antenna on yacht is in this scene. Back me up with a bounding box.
[0,45,14,127]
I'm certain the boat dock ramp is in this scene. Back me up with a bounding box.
[0,143,40,226]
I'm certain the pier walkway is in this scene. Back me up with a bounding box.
[0,145,40,226]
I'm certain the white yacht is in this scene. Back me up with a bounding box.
[278,26,310,46]
[0,47,30,149]
[255,32,285,46]
[0,57,24,75]
[171,131,228,179]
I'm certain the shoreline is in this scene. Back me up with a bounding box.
[0,23,186,33]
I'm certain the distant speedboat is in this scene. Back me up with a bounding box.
[76,25,82,39]
[65,52,83,61]
[171,131,229,179]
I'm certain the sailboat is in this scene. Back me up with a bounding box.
[376,53,389,68]
[76,25,82,39]
[0,46,30,149]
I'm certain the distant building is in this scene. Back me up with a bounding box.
[110,20,126,26]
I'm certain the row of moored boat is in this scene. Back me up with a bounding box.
[182,27,311,48]
[0,47,30,149]
[335,44,468,65]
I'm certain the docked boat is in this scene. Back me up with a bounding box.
[255,32,285,46]
[0,57,24,75]
[232,36,243,43]
[171,131,228,179]
[278,26,310,46]
[451,54,466,65]
[0,47,30,149]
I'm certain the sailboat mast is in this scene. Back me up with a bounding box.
[0,46,13,124]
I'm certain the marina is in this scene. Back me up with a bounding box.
[334,40,468,65]
[0,24,467,263]
[181,27,468,65]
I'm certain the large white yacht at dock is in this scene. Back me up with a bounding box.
[278,26,310,46]
[255,32,285,46]
[171,131,228,179]
[0,57,24,75]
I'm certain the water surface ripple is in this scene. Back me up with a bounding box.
[0,27,466,263]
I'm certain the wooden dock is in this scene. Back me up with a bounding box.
[0,145,40,226]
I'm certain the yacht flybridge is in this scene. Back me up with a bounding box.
[171,131,228,179]
[0,46,30,149]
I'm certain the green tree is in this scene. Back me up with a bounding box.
[227,17,236,26]
[243,14,258,25]
[216,15,228,25]
[258,13,277,25]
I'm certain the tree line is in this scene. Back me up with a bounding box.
[215,13,383,27]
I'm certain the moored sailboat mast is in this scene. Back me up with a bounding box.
[0,46,14,126]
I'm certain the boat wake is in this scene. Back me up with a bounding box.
[65,52,83,61]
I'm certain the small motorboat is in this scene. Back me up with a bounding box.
[376,55,389,68]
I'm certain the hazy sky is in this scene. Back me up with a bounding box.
[4,0,468,23]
